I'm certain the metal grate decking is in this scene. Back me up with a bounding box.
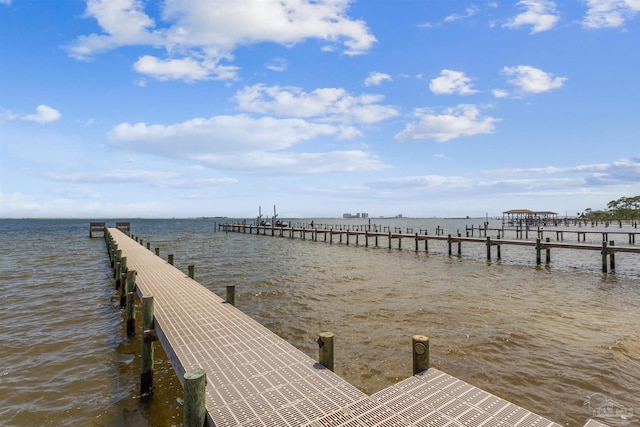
[108,228,608,427]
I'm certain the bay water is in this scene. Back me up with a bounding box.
[1,218,638,426]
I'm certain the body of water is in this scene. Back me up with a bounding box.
[1,218,638,426]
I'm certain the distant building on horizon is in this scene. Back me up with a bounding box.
[343,212,368,218]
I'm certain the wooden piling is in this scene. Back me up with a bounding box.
[536,238,541,265]
[486,237,491,261]
[155,247,160,256]
[121,269,135,308]
[183,368,207,427]
[545,238,551,264]
[141,295,155,396]
[168,254,174,265]
[610,241,615,271]
[188,265,195,279]
[412,335,430,375]
[126,271,137,336]
[226,285,236,306]
[601,241,608,273]
[318,332,334,372]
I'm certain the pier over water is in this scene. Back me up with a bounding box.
[104,225,612,427]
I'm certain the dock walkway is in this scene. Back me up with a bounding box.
[107,227,606,427]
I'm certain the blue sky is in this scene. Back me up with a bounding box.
[1,0,638,219]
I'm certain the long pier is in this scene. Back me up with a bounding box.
[220,224,640,273]
[102,225,609,427]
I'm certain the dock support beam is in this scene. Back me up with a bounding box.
[183,368,207,427]
[318,332,334,372]
[412,335,430,375]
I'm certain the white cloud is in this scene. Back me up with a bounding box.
[429,70,478,95]
[22,105,61,123]
[582,0,640,29]
[492,89,509,98]
[502,65,566,94]
[484,157,640,186]
[234,84,399,124]
[44,169,180,183]
[68,0,376,81]
[0,0,12,5]
[133,55,239,81]
[444,6,480,23]
[198,150,389,175]
[364,72,392,87]
[265,57,287,72]
[67,0,161,59]
[503,0,560,33]
[108,114,339,157]
[395,104,500,143]
[106,110,392,175]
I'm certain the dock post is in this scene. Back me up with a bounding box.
[318,332,334,371]
[601,241,608,273]
[168,254,174,265]
[447,235,452,256]
[486,237,491,261]
[496,235,501,260]
[116,256,127,288]
[457,233,461,257]
[545,238,551,264]
[114,249,122,279]
[536,239,542,265]
[226,285,236,306]
[120,269,126,307]
[415,233,419,252]
[126,270,137,336]
[609,241,615,271]
[188,265,195,279]
[183,368,207,427]
[412,335,430,375]
[388,232,392,249]
[147,242,151,250]
[141,295,155,396]
[155,247,160,256]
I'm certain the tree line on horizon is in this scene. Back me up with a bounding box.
[583,195,640,220]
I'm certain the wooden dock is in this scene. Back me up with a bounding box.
[104,226,610,427]
[220,224,640,273]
